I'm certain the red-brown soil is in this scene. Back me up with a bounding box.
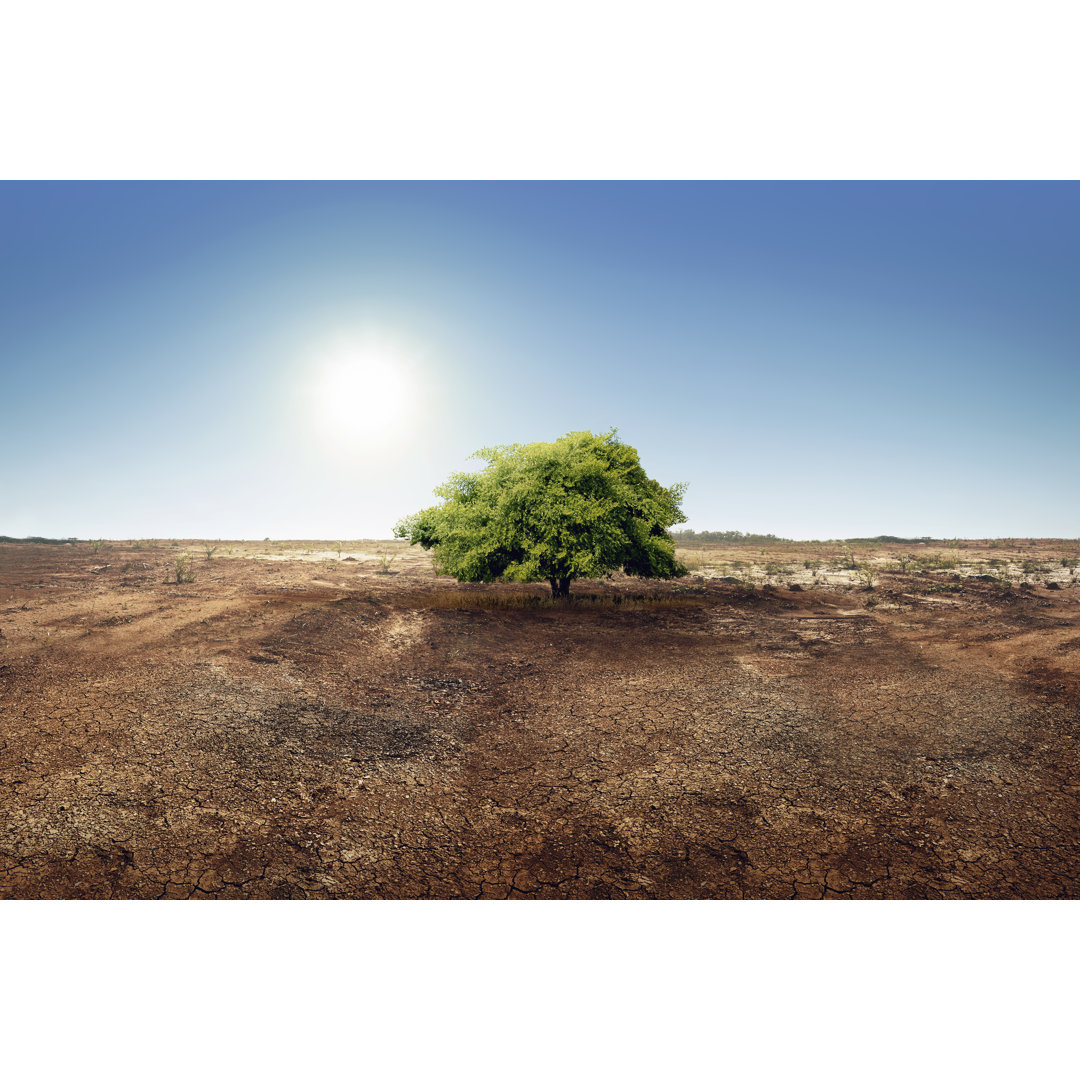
[2,539,1078,898]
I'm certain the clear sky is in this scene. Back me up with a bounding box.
[3,181,1077,540]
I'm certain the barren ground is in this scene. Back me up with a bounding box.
[2,537,1078,899]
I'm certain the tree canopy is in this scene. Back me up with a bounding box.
[394,430,688,596]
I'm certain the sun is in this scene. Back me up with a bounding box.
[308,339,413,442]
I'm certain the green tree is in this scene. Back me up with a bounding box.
[394,430,688,597]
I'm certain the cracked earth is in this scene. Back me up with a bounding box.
[2,540,1078,899]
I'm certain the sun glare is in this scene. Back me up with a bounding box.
[307,338,414,443]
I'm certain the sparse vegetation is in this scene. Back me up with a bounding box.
[0,535,80,545]
[670,529,789,544]
[172,554,195,584]
[915,552,958,571]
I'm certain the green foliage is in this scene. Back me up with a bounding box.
[0,536,80,544]
[395,430,688,596]
[915,552,958,571]
[670,528,788,544]
[844,535,937,544]
[173,554,195,584]
[923,581,963,594]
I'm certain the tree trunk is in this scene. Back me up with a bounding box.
[549,576,572,598]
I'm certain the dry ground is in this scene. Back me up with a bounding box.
[2,537,1078,899]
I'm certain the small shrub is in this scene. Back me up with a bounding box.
[173,554,195,584]
[915,553,957,571]
[203,544,219,560]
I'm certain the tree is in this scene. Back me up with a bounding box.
[394,429,688,597]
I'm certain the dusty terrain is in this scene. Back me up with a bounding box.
[2,537,1078,899]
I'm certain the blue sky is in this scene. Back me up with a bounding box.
[3,181,1077,540]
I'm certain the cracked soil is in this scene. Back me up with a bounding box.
[2,540,1078,899]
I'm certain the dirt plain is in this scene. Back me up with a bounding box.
[2,536,1078,899]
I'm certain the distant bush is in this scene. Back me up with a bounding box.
[0,536,80,544]
[670,529,790,544]
[843,535,938,544]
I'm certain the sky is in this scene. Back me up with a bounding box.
[2,180,1078,541]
